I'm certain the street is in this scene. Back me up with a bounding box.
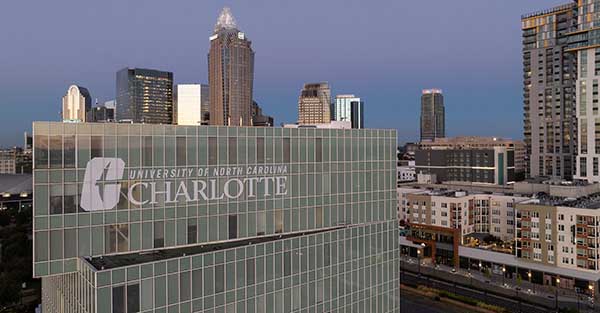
[400,287,471,313]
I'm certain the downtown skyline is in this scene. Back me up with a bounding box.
[0,0,568,146]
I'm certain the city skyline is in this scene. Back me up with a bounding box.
[0,0,568,147]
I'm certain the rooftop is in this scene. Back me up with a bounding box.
[88,226,346,271]
[0,174,32,194]
[214,7,238,32]
[521,2,575,20]
[524,192,600,209]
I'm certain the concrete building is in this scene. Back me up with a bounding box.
[398,187,528,242]
[32,122,400,313]
[62,85,92,122]
[333,94,364,129]
[397,161,416,185]
[522,3,577,179]
[298,83,331,125]
[175,84,209,126]
[0,149,16,174]
[116,68,174,124]
[516,194,600,273]
[415,137,519,185]
[208,7,254,126]
[420,89,444,142]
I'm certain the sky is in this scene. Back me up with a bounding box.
[0,0,569,147]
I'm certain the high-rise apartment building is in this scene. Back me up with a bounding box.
[298,83,331,124]
[563,0,600,182]
[333,94,364,129]
[419,89,444,142]
[116,68,174,124]
[175,84,209,126]
[522,3,577,179]
[62,85,91,122]
[32,122,400,313]
[208,7,255,126]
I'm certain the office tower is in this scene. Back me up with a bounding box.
[298,82,331,124]
[208,7,254,126]
[32,121,400,313]
[87,106,115,123]
[522,3,577,179]
[116,68,174,124]
[62,85,91,122]
[333,94,364,128]
[251,101,274,127]
[175,84,209,125]
[419,89,444,141]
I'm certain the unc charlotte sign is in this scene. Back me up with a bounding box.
[81,158,289,212]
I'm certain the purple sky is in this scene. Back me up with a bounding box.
[0,0,568,147]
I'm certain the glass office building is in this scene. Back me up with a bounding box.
[33,122,399,313]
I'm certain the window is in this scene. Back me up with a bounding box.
[275,210,283,233]
[154,221,164,248]
[143,136,153,166]
[229,215,237,239]
[176,136,186,166]
[49,135,62,168]
[215,264,225,293]
[64,135,76,168]
[112,285,125,313]
[257,211,266,236]
[49,185,63,215]
[208,137,217,165]
[257,137,265,163]
[228,137,237,164]
[315,138,322,162]
[283,138,291,163]
[127,284,140,313]
[187,219,197,244]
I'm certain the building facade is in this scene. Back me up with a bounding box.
[175,84,209,126]
[87,106,115,123]
[251,101,274,127]
[419,89,444,142]
[32,122,400,313]
[62,85,92,122]
[522,3,578,179]
[333,95,364,129]
[116,68,174,124]
[516,197,600,272]
[414,137,522,185]
[298,83,331,125]
[398,187,527,242]
[208,7,254,126]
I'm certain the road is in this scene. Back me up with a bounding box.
[400,288,470,313]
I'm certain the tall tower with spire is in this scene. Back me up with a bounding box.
[208,7,255,126]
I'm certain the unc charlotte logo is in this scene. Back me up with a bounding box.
[80,158,125,212]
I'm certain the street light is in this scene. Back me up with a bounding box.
[502,267,506,287]
[555,277,560,312]
[528,271,534,294]
[417,249,422,276]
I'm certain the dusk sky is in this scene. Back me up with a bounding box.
[0,0,568,147]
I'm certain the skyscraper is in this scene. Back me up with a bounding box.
[62,85,91,122]
[175,84,209,125]
[298,82,331,124]
[116,68,174,124]
[420,89,445,141]
[568,0,600,182]
[208,7,254,126]
[333,94,364,128]
[522,3,577,179]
